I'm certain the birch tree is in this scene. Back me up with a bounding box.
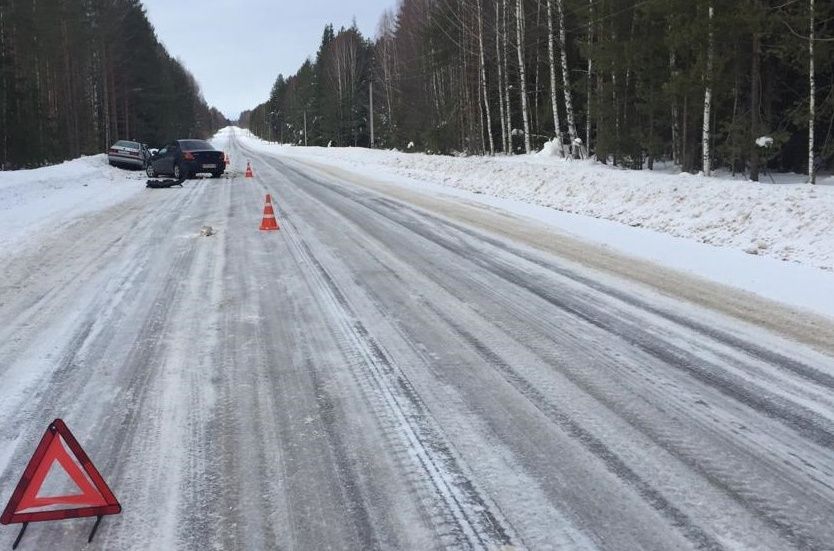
[702,2,714,176]
[503,0,514,153]
[555,0,582,157]
[670,50,678,165]
[376,10,398,144]
[495,1,509,153]
[546,0,564,155]
[477,0,495,155]
[586,0,593,154]
[808,0,816,185]
[246,0,832,173]
[516,0,532,153]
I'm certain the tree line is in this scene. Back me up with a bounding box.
[243,0,832,182]
[0,0,228,169]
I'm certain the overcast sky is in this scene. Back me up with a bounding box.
[142,0,395,120]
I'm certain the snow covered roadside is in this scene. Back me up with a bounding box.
[0,154,145,256]
[231,128,834,320]
[237,129,834,271]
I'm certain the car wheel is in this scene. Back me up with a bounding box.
[211,171,223,179]
[174,163,188,180]
[146,164,155,178]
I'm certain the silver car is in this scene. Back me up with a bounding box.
[107,140,150,169]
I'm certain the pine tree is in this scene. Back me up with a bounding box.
[242,0,833,177]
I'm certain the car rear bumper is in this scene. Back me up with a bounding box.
[184,160,224,174]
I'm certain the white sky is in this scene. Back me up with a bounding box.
[141,0,395,119]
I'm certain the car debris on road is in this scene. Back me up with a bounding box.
[145,178,184,189]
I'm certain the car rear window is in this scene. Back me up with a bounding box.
[114,140,140,149]
[179,140,214,151]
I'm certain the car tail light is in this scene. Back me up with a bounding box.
[109,148,118,154]
[183,152,195,160]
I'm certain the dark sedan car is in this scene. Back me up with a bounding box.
[146,139,225,179]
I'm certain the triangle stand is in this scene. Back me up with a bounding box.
[1,419,121,548]
[10,514,103,549]
[88,515,104,543]
[11,523,26,550]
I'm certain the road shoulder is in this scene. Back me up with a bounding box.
[273,154,834,356]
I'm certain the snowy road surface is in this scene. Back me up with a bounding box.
[1,128,833,550]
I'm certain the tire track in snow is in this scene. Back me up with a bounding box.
[261,157,723,549]
[262,153,834,550]
[284,168,834,452]
[275,207,517,550]
[0,204,203,549]
[370,195,834,391]
[426,302,724,550]
[0,185,200,492]
[338,180,834,549]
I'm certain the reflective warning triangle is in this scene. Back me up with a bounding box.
[1,419,121,524]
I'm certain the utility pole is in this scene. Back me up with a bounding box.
[369,81,375,148]
[303,110,308,147]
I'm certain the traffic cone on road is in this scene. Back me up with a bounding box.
[259,194,280,231]
[245,162,254,178]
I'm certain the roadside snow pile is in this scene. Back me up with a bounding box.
[237,128,834,271]
[756,136,774,148]
[0,154,144,255]
[538,138,564,157]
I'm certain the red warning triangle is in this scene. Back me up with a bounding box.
[1,419,121,524]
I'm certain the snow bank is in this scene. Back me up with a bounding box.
[538,139,564,158]
[756,136,774,148]
[236,128,834,272]
[0,154,145,255]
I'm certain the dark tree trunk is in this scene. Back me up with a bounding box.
[750,30,761,182]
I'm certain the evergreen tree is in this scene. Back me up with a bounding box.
[243,0,833,179]
[0,0,227,169]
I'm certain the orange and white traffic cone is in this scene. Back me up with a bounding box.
[259,194,280,231]
[245,161,254,178]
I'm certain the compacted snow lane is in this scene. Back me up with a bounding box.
[1,129,833,550]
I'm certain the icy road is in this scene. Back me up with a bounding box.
[1,129,834,550]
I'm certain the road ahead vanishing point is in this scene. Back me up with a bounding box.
[1,128,833,550]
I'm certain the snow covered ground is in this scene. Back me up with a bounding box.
[1,128,833,549]
[229,128,834,320]
[0,155,146,256]
[237,130,834,270]
[2,130,833,321]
